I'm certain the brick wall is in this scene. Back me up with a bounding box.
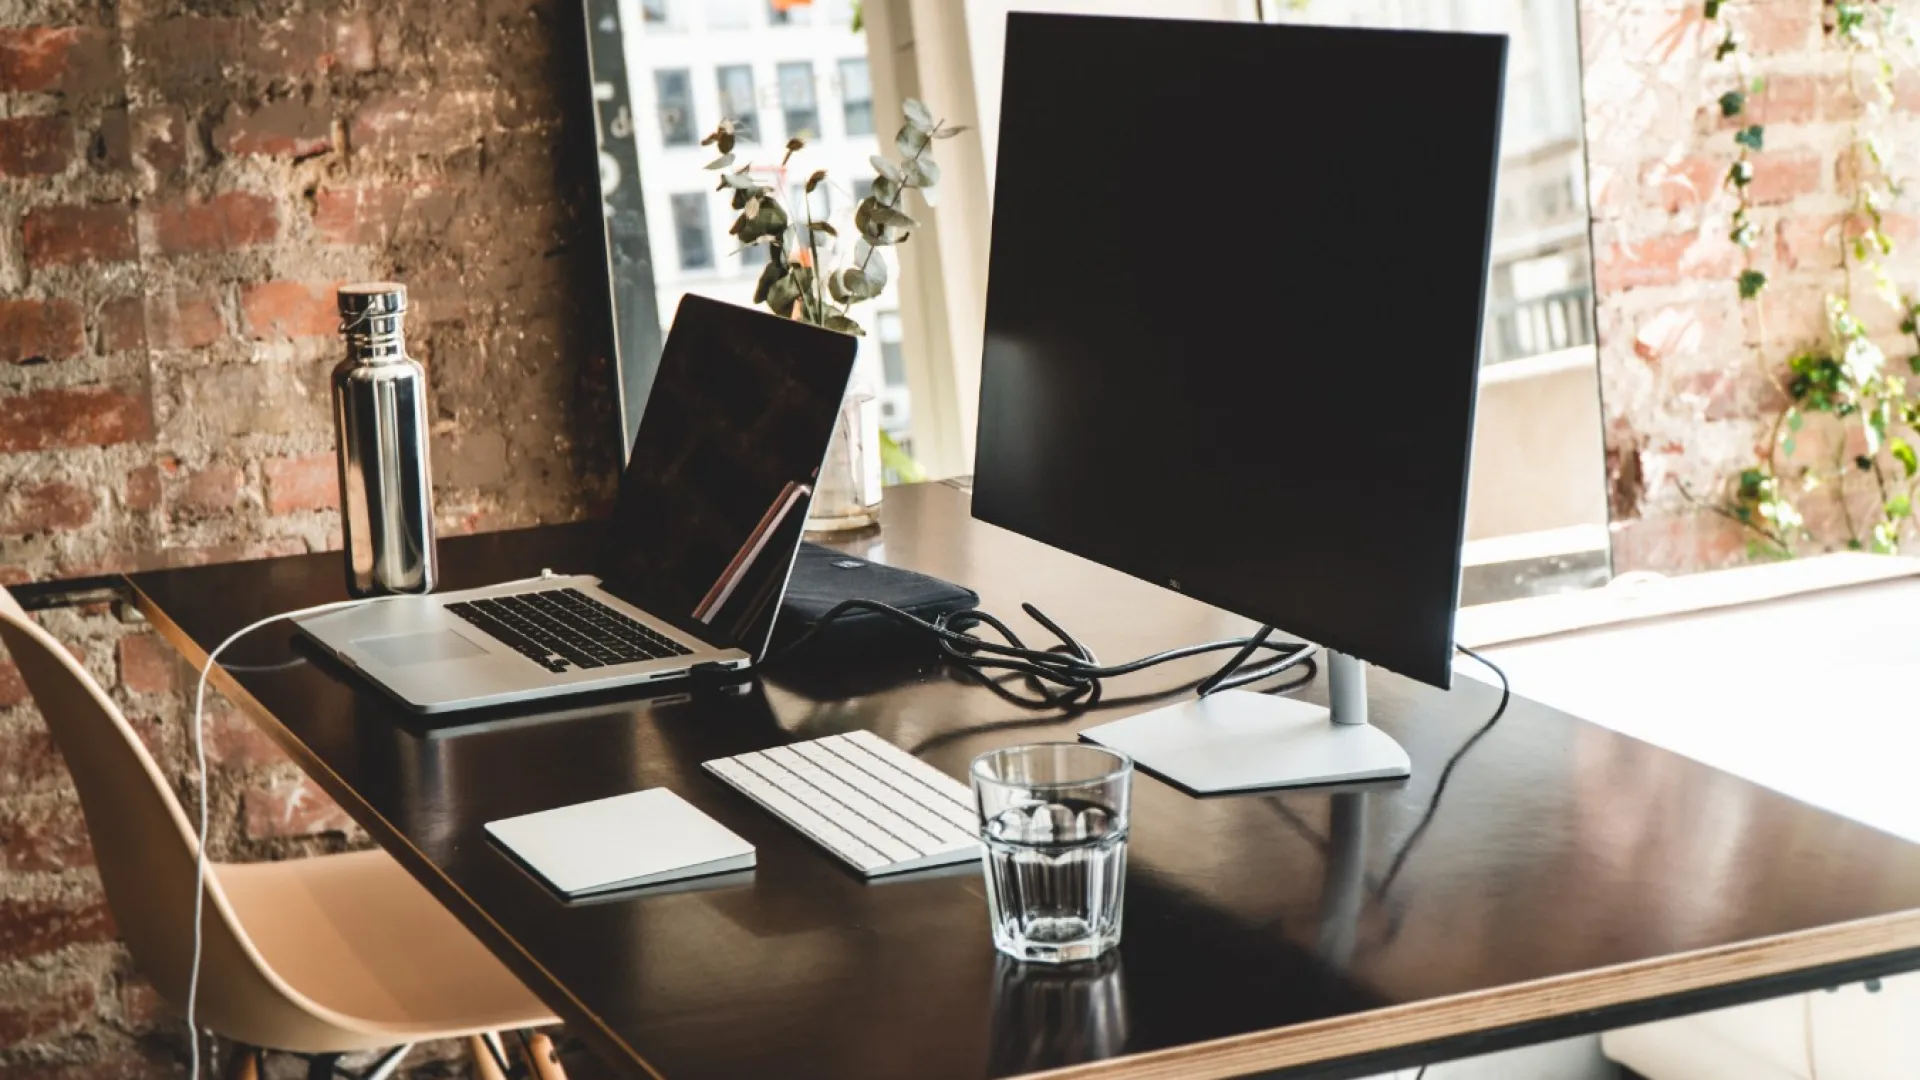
[0,0,619,1075]
[1584,0,1920,571]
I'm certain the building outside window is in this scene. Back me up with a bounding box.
[655,68,697,146]
[778,61,819,141]
[642,0,669,24]
[767,0,811,26]
[716,65,760,142]
[839,58,873,136]
[671,193,713,270]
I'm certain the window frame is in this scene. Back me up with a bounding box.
[653,67,698,147]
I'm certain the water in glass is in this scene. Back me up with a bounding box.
[983,798,1128,963]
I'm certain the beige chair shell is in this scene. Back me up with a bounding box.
[0,586,558,1055]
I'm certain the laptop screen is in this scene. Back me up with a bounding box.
[599,294,858,658]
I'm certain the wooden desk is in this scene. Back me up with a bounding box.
[125,483,1920,1080]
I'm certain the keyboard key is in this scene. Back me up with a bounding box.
[708,757,888,872]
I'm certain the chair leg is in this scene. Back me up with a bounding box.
[223,1044,262,1080]
[519,1031,569,1080]
[360,1044,412,1080]
[306,1053,341,1080]
[470,1035,510,1080]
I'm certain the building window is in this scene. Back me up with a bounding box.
[716,65,759,143]
[642,0,669,24]
[707,0,751,29]
[876,311,906,388]
[778,61,819,141]
[655,69,697,146]
[671,193,713,270]
[767,0,812,26]
[853,178,874,206]
[740,238,769,268]
[839,58,873,137]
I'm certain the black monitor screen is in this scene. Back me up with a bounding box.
[601,293,856,658]
[972,14,1505,689]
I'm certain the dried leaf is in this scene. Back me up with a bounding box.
[705,152,735,170]
[807,220,838,237]
[805,168,828,193]
[753,258,783,305]
[825,313,867,336]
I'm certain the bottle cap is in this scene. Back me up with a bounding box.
[338,282,408,359]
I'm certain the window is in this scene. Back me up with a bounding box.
[839,58,873,136]
[654,69,696,146]
[642,0,669,24]
[778,61,819,140]
[740,238,769,268]
[853,178,874,206]
[876,311,906,389]
[671,193,713,270]
[716,65,760,142]
[707,0,751,29]
[767,0,812,26]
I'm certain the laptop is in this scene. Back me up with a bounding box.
[296,294,859,713]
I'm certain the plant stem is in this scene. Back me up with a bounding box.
[839,119,937,320]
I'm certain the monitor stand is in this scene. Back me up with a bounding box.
[1078,651,1411,794]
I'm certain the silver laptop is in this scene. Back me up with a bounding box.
[296,294,859,713]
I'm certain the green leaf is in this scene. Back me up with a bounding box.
[1782,435,1798,458]
[805,168,828,193]
[752,257,783,305]
[1889,494,1914,519]
[854,241,887,289]
[879,429,925,485]
[1891,437,1918,477]
[1716,31,1740,60]
[1734,125,1764,151]
[932,125,970,139]
[869,155,902,182]
[1787,409,1804,432]
[841,265,882,301]
[807,219,838,237]
[902,98,934,131]
[1719,90,1745,117]
[903,156,939,187]
[766,271,801,317]
[1704,0,1723,17]
[827,269,852,305]
[872,174,900,203]
[896,123,931,158]
[824,313,866,336]
[734,197,789,244]
[1738,269,1769,298]
[1728,160,1753,187]
[868,203,917,230]
[722,167,757,190]
[705,152,735,170]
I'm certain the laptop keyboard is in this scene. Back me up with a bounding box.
[446,588,693,673]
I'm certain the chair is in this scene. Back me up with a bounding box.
[0,586,565,1080]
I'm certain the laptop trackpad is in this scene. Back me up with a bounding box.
[357,629,488,667]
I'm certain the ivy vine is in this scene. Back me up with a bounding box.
[1705,0,1920,556]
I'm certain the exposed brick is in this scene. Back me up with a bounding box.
[0,482,96,537]
[176,462,244,514]
[0,115,73,177]
[1640,154,1723,214]
[123,464,161,512]
[1611,512,1752,574]
[264,452,338,514]
[0,385,155,453]
[116,633,175,695]
[1748,150,1822,205]
[97,296,146,355]
[0,662,28,707]
[145,289,224,350]
[1728,72,1858,127]
[175,362,326,439]
[22,204,137,268]
[1595,231,1742,293]
[0,723,61,788]
[312,182,453,246]
[0,27,116,94]
[131,15,374,89]
[1776,214,1843,271]
[0,892,115,958]
[351,92,490,157]
[0,797,94,871]
[0,980,98,1046]
[91,107,131,172]
[0,299,85,365]
[204,705,286,769]
[132,106,187,175]
[1728,2,1817,55]
[146,192,278,256]
[241,281,338,340]
[4,1054,183,1080]
[244,776,352,839]
[215,100,334,159]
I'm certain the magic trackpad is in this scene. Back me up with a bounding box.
[357,629,488,667]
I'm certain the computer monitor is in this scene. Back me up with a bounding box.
[972,14,1506,792]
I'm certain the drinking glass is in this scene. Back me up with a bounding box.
[971,743,1133,964]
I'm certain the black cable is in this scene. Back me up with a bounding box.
[767,597,1316,709]
[1414,1067,1427,1080]
[1376,644,1510,894]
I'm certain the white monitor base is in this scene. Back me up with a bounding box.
[1079,689,1411,794]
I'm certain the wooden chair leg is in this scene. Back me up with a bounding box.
[223,1044,262,1080]
[469,1035,510,1080]
[521,1031,569,1080]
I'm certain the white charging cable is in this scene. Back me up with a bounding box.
[184,596,391,1080]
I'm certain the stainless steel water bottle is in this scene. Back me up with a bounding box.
[331,282,436,597]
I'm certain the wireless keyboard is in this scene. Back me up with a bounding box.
[703,730,982,877]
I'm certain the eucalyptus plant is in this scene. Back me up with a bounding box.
[701,98,966,338]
